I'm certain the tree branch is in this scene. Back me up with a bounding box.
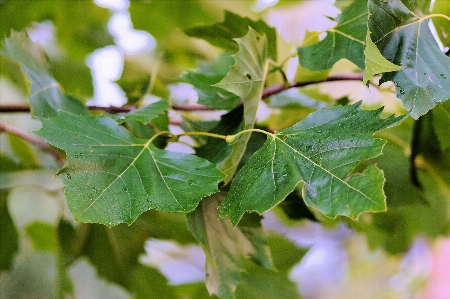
[0,121,64,167]
[0,73,364,113]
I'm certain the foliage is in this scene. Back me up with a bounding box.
[0,1,450,299]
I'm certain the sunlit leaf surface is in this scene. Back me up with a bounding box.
[221,102,404,225]
[36,112,225,225]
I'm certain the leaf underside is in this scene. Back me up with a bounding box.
[215,27,269,183]
[187,192,273,299]
[220,102,404,226]
[36,112,225,226]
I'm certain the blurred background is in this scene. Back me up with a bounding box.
[1,1,449,298]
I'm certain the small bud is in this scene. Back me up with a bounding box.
[225,135,237,143]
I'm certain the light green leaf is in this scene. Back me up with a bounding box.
[184,10,277,60]
[431,0,450,46]
[369,0,450,118]
[432,101,450,151]
[220,102,404,225]
[215,28,269,183]
[187,192,273,299]
[0,31,87,118]
[35,112,225,226]
[25,221,58,252]
[363,31,403,84]
[6,133,41,169]
[115,100,170,124]
[297,0,368,71]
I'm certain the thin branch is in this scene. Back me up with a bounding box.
[262,73,364,98]
[0,121,64,167]
[0,73,364,113]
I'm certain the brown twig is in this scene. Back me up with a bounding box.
[0,121,64,167]
[262,73,364,98]
[0,73,364,113]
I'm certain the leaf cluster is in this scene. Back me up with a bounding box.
[1,1,450,299]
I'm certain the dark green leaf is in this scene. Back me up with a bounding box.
[215,28,269,183]
[36,112,225,225]
[432,101,450,150]
[369,0,450,118]
[0,193,19,271]
[116,100,170,124]
[221,102,404,225]
[195,106,243,166]
[187,192,273,299]
[0,31,87,118]
[181,53,240,110]
[184,10,277,60]
[298,0,368,71]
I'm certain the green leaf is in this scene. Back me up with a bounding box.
[25,221,58,252]
[0,1,113,58]
[181,53,240,111]
[0,31,87,118]
[432,101,450,151]
[6,133,41,169]
[0,193,19,271]
[297,0,368,71]
[187,192,273,299]
[368,0,450,118]
[36,112,225,226]
[195,106,243,166]
[215,28,269,183]
[363,32,403,84]
[184,10,277,60]
[431,1,450,46]
[115,100,170,124]
[220,102,404,225]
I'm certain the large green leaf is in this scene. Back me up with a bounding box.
[220,102,404,225]
[0,31,87,118]
[187,192,273,299]
[297,0,368,71]
[215,28,269,183]
[368,0,450,118]
[184,10,277,60]
[35,112,225,226]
